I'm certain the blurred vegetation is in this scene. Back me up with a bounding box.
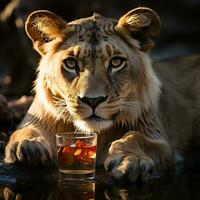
[0,0,200,97]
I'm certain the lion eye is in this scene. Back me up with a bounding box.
[62,57,78,73]
[109,57,126,73]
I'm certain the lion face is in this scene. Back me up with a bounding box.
[25,8,161,132]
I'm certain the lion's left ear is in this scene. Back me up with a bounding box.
[116,7,161,52]
[25,10,75,55]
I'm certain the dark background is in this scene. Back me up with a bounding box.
[0,0,200,97]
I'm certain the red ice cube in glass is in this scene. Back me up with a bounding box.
[75,139,85,148]
[58,146,74,167]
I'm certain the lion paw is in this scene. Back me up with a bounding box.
[104,136,155,182]
[105,153,154,182]
[4,137,53,165]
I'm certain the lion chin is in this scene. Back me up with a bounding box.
[74,119,113,133]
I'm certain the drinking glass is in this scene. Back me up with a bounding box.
[56,132,97,180]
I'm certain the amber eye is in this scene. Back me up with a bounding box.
[62,57,78,73]
[109,57,126,73]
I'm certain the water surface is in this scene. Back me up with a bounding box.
[0,162,200,200]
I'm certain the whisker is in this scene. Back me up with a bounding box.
[120,101,146,107]
[52,95,66,102]
[51,95,77,124]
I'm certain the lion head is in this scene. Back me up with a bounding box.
[25,7,161,133]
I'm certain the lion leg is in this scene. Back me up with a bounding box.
[4,126,53,165]
[104,131,173,182]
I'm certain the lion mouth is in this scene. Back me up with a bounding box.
[86,114,104,121]
[74,115,113,132]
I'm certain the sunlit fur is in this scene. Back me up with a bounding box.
[5,8,173,172]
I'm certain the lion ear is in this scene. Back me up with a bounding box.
[117,7,161,52]
[25,10,70,55]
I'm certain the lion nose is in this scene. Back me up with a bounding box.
[78,96,107,110]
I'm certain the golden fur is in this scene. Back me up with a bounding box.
[5,7,197,182]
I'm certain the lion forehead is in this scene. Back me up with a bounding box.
[59,14,140,62]
[66,14,119,47]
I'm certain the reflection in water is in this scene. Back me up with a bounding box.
[1,181,95,200]
[104,185,152,200]
[2,186,56,200]
[57,180,95,200]
[105,188,129,200]
[1,170,200,200]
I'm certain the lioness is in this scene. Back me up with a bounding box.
[4,7,198,182]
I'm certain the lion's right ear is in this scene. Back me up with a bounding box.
[25,10,73,55]
[116,7,161,52]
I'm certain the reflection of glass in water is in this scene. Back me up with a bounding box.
[57,181,95,200]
